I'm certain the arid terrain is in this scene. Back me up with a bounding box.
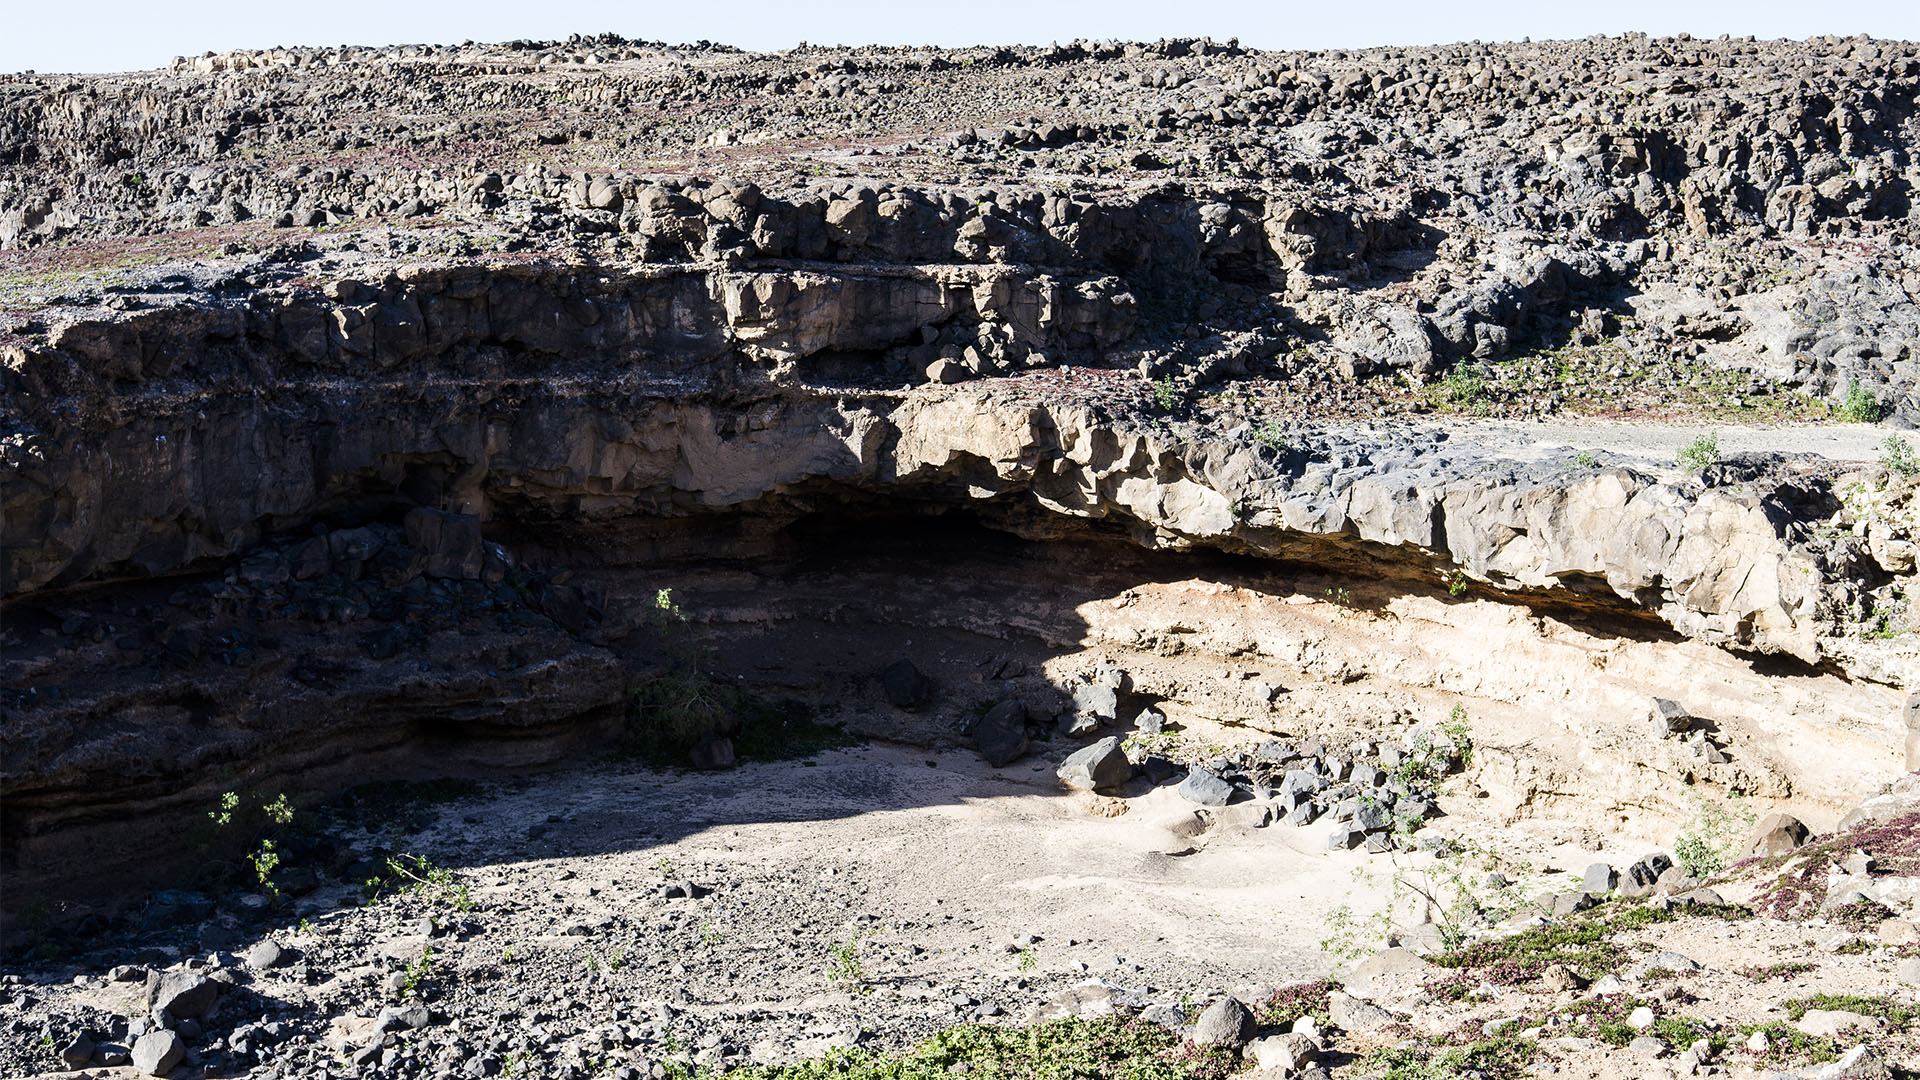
[4,29,1920,1080]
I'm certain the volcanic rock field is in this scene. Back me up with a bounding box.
[5,28,1920,1080]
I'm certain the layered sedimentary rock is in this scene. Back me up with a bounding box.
[7,33,1920,904]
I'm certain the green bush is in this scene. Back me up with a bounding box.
[1881,435,1919,478]
[1438,365,1488,408]
[1672,795,1755,880]
[1152,376,1180,413]
[1676,431,1719,471]
[1839,381,1883,423]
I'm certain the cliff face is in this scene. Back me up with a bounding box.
[0,250,1867,658]
[6,33,1920,907]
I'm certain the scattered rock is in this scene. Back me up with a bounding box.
[1816,1045,1892,1080]
[130,1030,185,1076]
[58,1033,94,1069]
[1342,947,1432,999]
[1538,964,1587,993]
[1070,681,1119,726]
[1190,995,1255,1049]
[1247,1032,1316,1072]
[1178,767,1235,807]
[1650,697,1692,739]
[970,699,1029,766]
[1744,812,1811,857]
[246,940,289,969]
[1582,862,1618,893]
[1328,991,1396,1034]
[880,659,933,709]
[145,969,220,1020]
[1057,737,1133,792]
[1797,1009,1888,1038]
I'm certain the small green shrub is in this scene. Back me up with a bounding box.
[1152,376,1180,412]
[1442,704,1474,771]
[1436,364,1488,410]
[826,931,868,994]
[1255,980,1335,1030]
[1677,431,1720,471]
[204,791,298,899]
[1253,419,1288,451]
[401,947,435,999]
[1740,960,1817,983]
[1672,795,1755,880]
[1839,381,1883,423]
[366,853,472,912]
[1573,450,1600,469]
[1362,1035,1538,1080]
[1881,435,1919,478]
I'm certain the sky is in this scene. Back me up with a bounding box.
[5,0,1918,75]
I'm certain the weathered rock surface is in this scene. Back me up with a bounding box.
[6,30,1920,931]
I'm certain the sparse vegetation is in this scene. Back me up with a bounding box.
[1120,729,1184,759]
[1784,992,1920,1028]
[1749,811,1920,921]
[401,947,436,1000]
[624,588,855,766]
[366,853,472,913]
[1152,375,1180,412]
[1253,980,1335,1030]
[723,1016,1239,1080]
[204,790,298,900]
[1672,794,1755,880]
[1324,843,1535,964]
[826,931,868,994]
[1828,898,1898,934]
[1881,435,1919,478]
[1363,1035,1535,1080]
[1839,380,1884,423]
[1441,704,1474,771]
[1435,364,1488,412]
[1677,431,1720,471]
[1573,450,1600,469]
[1739,960,1817,983]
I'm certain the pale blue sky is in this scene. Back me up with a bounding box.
[6,0,1918,75]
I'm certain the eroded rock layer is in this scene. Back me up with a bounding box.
[6,33,1920,906]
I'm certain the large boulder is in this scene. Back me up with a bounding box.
[145,969,220,1020]
[1178,767,1235,807]
[1057,737,1134,792]
[880,659,933,709]
[131,1031,184,1076]
[1190,995,1255,1049]
[970,699,1029,766]
[1744,812,1810,857]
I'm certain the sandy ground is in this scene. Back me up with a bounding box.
[1460,418,1895,466]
